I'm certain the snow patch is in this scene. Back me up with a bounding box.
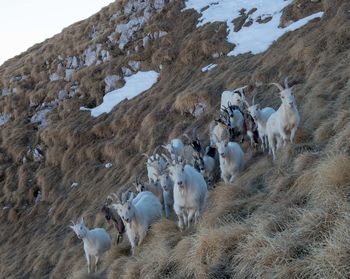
[201,64,217,72]
[50,73,60,81]
[0,113,11,126]
[81,71,159,117]
[58,90,68,101]
[184,0,324,56]
[2,88,9,96]
[64,69,75,81]
[71,182,79,188]
[105,163,113,168]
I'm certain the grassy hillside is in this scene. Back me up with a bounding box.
[0,0,350,278]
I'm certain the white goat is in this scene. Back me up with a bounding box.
[158,170,174,219]
[266,78,300,160]
[144,153,167,183]
[210,120,230,146]
[166,157,207,230]
[113,191,161,255]
[162,138,184,159]
[220,86,247,111]
[70,218,111,273]
[163,138,198,166]
[247,100,275,151]
[134,179,164,206]
[215,138,244,183]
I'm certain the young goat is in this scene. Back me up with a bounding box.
[113,191,162,255]
[215,137,244,184]
[133,177,164,206]
[162,138,184,159]
[70,218,111,273]
[101,203,125,244]
[166,156,207,230]
[266,78,300,160]
[143,152,166,183]
[157,169,174,219]
[247,100,275,151]
[210,119,230,146]
[193,146,217,186]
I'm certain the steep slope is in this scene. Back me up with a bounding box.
[0,0,350,278]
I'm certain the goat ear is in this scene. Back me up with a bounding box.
[69,225,75,230]
[79,217,84,225]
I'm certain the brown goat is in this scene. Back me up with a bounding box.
[101,205,125,244]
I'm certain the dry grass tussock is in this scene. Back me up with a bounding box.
[0,0,350,278]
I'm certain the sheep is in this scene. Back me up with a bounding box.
[193,146,217,186]
[69,217,111,273]
[112,191,162,255]
[266,78,300,160]
[165,156,207,230]
[158,170,174,219]
[101,203,125,244]
[220,86,247,111]
[247,97,275,151]
[215,137,244,183]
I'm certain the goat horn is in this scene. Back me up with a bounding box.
[110,193,121,204]
[252,94,256,105]
[161,153,172,165]
[239,86,247,101]
[152,145,160,156]
[269,83,284,92]
[193,127,198,140]
[137,170,144,184]
[183,133,192,142]
[141,153,150,159]
[121,191,129,204]
[70,220,75,226]
[284,77,289,89]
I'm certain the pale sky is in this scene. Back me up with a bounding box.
[0,0,113,66]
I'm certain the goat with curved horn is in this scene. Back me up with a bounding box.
[269,82,284,92]
[284,77,289,89]
[141,153,150,159]
[107,193,121,204]
[183,133,192,143]
[152,145,161,156]
[252,94,256,105]
[193,128,198,139]
[161,153,173,165]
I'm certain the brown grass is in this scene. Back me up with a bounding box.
[0,0,350,278]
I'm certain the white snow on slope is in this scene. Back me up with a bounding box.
[81,71,159,117]
[184,0,324,56]
[201,63,217,72]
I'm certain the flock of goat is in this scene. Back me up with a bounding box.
[69,78,300,273]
